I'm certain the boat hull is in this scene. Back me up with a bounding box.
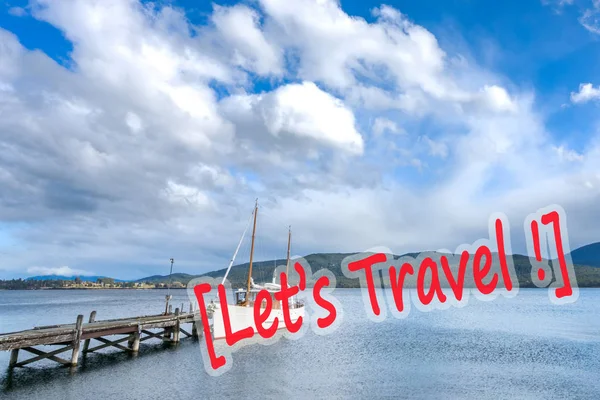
[212,303,305,340]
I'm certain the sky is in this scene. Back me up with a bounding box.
[0,0,599,280]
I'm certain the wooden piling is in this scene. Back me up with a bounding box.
[173,308,180,343]
[82,311,97,353]
[9,349,18,367]
[130,328,140,352]
[191,320,197,337]
[70,315,84,366]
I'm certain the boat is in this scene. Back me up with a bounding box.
[211,200,305,340]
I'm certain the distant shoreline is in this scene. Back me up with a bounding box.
[0,287,185,291]
[3,285,600,291]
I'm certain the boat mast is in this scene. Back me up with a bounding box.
[245,199,258,306]
[222,210,253,285]
[286,225,291,278]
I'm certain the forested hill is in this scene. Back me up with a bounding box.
[195,251,600,289]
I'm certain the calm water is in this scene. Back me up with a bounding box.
[1,288,600,399]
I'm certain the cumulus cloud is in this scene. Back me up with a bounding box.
[0,0,598,279]
[211,4,283,76]
[571,83,600,104]
[221,81,364,155]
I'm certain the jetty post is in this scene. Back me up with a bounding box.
[173,308,181,343]
[9,349,18,368]
[129,325,141,352]
[70,315,84,366]
[82,310,97,353]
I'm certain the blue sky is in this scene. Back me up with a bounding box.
[0,0,599,279]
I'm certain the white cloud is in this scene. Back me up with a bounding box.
[571,83,600,103]
[221,81,364,155]
[163,181,212,209]
[541,0,574,9]
[554,145,584,162]
[479,85,517,113]
[257,0,516,116]
[27,266,95,276]
[422,136,448,158]
[372,118,401,136]
[549,0,600,34]
[0,0,598,280]
[8,7,28,17]
[212,4,283,76]
[579,0,600,34]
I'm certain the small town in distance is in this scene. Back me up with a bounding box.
[0,277,186,290]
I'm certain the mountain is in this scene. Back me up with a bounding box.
[131,254,357,287]
[25,275,129,282]
[20,243,600,288]
[199,254,356,287]
[570,242,600,268]
[194,252,600,288]
[133,273,197,284]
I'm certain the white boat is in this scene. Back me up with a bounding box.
[212,200,305,340]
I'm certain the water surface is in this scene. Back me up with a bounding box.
[1,288,599,399]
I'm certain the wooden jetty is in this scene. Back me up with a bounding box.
[0,306,202,368]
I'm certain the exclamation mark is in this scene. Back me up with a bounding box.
[531,220,545,281]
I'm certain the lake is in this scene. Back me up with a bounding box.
[1,288,599,399]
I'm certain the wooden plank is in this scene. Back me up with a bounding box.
[86,336,132,353]
[31,313,181,330]
[179,328,192,338]
[14,345,73,367]
[139,330,163,342]
[18,347,71,366]
[0,334,74,351]
[81,326,137,339]
[94,337,132,352]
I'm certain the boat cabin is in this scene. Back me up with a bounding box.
[234,288,302,309]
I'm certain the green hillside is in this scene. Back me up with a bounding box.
[137,252,600,289]
[134,273,197,284]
